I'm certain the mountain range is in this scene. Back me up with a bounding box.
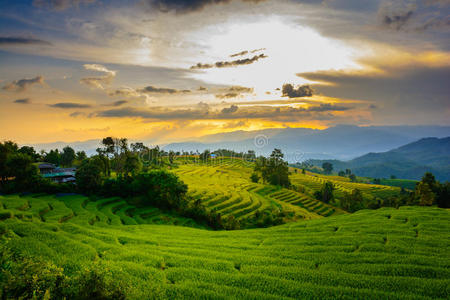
[307,137,450,181]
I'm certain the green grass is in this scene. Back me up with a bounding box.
[0,193,449,299]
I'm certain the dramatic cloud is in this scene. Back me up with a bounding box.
[80,64,116,89]
[378,1,416,30]
[139,86,191,94]
[13,98,31,104]
[296,62,450,123]
[221,104,239,114]
[96,102,352,121]
[0,37,51,46]
[230,48,266,57]
[191,53,268,69]
[110,100,128,107]
[147,0,266,13]
[33,0,96,11]
[281,84,314,98]
[49,102,92,109]
[215,85,253,98]
[2,76,45,92]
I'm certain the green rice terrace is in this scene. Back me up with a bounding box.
[172,158,345,222]
[0,193,449,299]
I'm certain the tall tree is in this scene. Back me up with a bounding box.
[322,162,333,174]
[61,146,76,167]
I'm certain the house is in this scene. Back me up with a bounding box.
[37,163,76,183]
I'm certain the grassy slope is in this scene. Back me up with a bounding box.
[1,194,449,299]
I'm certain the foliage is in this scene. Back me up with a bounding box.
[255,149,290,188]
[60,146,76,167]
[250,173,259,183]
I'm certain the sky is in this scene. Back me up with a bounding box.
[0,0,449,144]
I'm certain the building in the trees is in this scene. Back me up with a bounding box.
[37,163,76,183]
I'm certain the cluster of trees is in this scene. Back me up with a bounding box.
[253,149,291,188]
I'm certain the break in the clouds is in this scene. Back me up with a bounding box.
[0,37,52,46]
[191,54,268,69]
[2,76,45,92]
[13,98,31,104]
[49,102,92,109]
[281,84,314,98]
[80,64,116,90]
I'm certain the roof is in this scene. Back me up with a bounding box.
[38,163,56,169]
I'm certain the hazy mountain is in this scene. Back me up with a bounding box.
[26,125,450,164]
[163,125,450,161]
[308,137,450,181]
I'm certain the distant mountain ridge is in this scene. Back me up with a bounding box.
[163,125,450,161]
[308,137,450,181]
[26,125,450,163]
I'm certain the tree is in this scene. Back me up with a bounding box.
[338,171,346,177]
[199,150,211,162]
[322,162,333,174]
[257,149,290,187]
[315,181,334,203]
[6,153,38,188]
[341,189,363,212]
[349,174,357,182]
[390,175,397,179]
[75,160,102,194]
[436,182,450,208]
[415,181,434,206]
[124,153,142,177]
[250,173,259,183]
[345,169,351,175]
[76,151,87,161]
[0,141,19,184]
[60,146,76,167]
[169,151,175,164]
[45,149,60,165]
[101,137,115,158]
[131,171,187,209]
[18,146,39,161]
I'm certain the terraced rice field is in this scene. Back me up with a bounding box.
[172,159,343,221]
[0,194,204,229]
[1,194,449,299]
[291,170,402,202]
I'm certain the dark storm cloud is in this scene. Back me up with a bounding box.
[96,101,352,121]
[2,76,45,92]
[138,86,191,94]
[198,86,207,91]
[112,100,128,106]
[216,92,239,99]
[281,84,314,98]
[0,37,52,46]
[221,104,239,113]
[147,0,266,13]
[33,0,97,11]
[215,85,253,98]
[307,103,351,112]
[229,48,266,57]
[49,102,92,109]
[296,64,450,112]
[378,4,415,30]
[191,53,267,69]
[13,98,31,104]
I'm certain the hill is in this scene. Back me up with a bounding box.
[0,194,449,299]
[308,137,450,181]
